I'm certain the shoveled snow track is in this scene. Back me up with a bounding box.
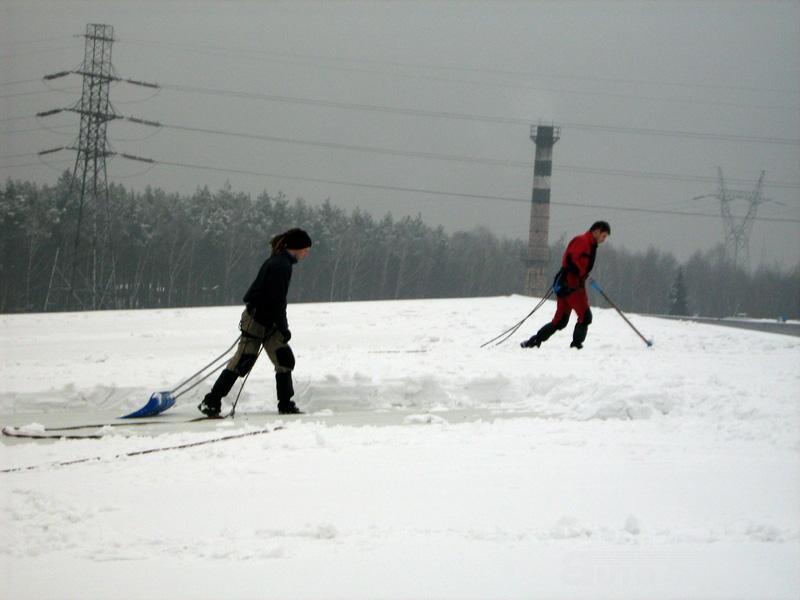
[1,407,518,444]
[3,427,107,440]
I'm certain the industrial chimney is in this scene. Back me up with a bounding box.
[524,124,560,297]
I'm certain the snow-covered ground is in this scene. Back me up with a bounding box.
[1,296,798,599]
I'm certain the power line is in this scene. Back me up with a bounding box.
[4,148,795,223]
[12,41,797,212]
[0,115,37,123]
[559,121,800,146]
[10,110,800,190]
[559,165,800,192]
[155,119,800,190]
[0,159,71,170]
[0,45,81,61]
[0,152,43,160]
[42,69,158,88]
[158,83,800,147]
[1,124,84,135]
[0,77,44,88]
[12,83,800,146]
[118,37,800,97]
[1,34,77,46]
[0,88,71,100]
[118,154,800,224]
[115,39,800,113]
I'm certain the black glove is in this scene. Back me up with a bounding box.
[280,328,291,343]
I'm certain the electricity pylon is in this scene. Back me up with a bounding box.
[38,24,159,310]
[694,167,770,270]
[65,23,118,309]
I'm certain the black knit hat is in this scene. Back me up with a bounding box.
[283,228,313,250]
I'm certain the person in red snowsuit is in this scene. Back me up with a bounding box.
[521,221,610,350]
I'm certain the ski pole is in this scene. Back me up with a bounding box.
[588,279,653,347]
[229,346,263,418]
[481,288,553,348]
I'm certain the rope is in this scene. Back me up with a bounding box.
[169,336,240,397]
[1,426,282,474]
[172,361,228,400]
[480,288,553,348]
[490,292,551,346]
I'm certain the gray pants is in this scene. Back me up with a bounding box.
[226,309,295,376]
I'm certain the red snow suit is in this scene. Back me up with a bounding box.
[552,231,598,325]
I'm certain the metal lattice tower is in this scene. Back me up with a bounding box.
[38,24,161,311]
[696,167,768,270]
[524,124,560,296]
[67,23,118,309]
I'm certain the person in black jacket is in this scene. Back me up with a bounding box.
[199,228,312,416]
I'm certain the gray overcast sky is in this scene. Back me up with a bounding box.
[2,0,799,269]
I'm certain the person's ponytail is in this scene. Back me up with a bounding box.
[270,232,288,256]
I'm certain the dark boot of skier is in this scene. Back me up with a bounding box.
[199,228,312,417]
[198,369,238,416]
[521,221,610,350]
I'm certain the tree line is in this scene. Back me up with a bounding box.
[1,175,797,319]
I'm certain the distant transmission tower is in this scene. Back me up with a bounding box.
[38,24,159,311]
[66,23,118,309]
[694,167,769,270]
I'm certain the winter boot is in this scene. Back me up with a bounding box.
[520,336,542,349]
[572,321,588,350]
[278,402,302,415]
[521,320,561,349]
[198,397,221,417]
[198,368,238,416]
[276,371,303,415]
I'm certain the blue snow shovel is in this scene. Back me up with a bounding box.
[121,391,177,419]
[121,337,240,418]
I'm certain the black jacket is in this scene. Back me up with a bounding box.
[243,250,296,331]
